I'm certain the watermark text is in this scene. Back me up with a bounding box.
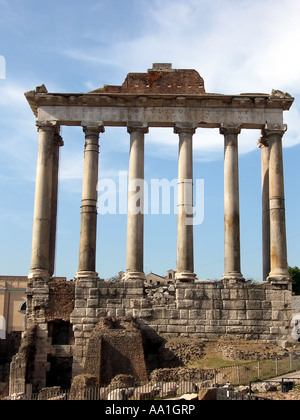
[98,172,204,226]
[0,55,6,79]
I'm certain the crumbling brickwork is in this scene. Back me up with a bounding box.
[84,317,148,385]
[90,63,205,95]
[46,279,75,322]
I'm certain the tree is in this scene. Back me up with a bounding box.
[288,266,300,295]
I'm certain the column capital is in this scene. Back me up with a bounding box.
[263,123,287,137]
[174,122,196,135]
[127,122,149,134]
[257,134,268,149]
[36,120,59,132]
[220,124,242,135]
[82,122,105,136]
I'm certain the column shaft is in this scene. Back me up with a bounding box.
[76,126,103,279]
[125,124,148,281]
[221,125,244,282]
[49,133,64,277]
[264,124,291,284]
[175,124,196,282]
[29,122,57,279]
[258,135,270,281]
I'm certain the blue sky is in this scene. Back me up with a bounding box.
[0,0,299,281]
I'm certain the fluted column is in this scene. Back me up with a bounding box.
[258,134,270,281]
[220,124,244,282]
[175,123,196,282]
[263,124,291,284]
[76,125,104,279]
[49,133,64,277]
[29,121,58,279]
[125,123,148,281]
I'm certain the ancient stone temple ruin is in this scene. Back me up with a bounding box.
[10,64,294,395]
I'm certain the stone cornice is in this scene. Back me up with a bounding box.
[25,89,294,119]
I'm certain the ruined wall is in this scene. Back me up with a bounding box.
[84,317,148,385]
[90,63,205,95]
[292,296,300,314]
[10,277,292,394]
[10,279,75,394]
[70,279,292,377]
[46,279,75,322]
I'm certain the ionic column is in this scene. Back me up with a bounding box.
[76,125,104,279]
[263,124,291,284]
[258,134,270,281]
[220,124,244,282]
[175,123,196,282]
[49,133,64,277]
[29,121,58,279]
[125,123,148,281]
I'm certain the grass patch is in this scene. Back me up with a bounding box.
[186,355,246,370]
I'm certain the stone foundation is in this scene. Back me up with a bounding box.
[9,277,293,395]
[70,278,292,377]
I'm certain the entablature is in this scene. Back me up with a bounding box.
[24,66,293,131]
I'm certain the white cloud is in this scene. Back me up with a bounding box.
[58,0,300,95]
[23,0,300,162]
[0,83,28,106]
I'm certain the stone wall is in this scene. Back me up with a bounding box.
[10,278,75,394]
[292,296,300,314]
[70,278,292,377]
[9,277,293,394]
[0,332,21,384]
[84,317,148,385]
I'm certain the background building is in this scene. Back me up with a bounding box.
[0,276,27,339]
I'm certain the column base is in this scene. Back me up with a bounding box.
[124,271,146,282]
[28,269,50,279]
[75,271,99,280]
[175,271,196,283]
[267,273,292,286]
[222,272,245,283]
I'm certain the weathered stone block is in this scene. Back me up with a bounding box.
[246,310,263,320]
[189,309,206,320]
[198,300,214,310]
[184,289,194,300]
[205,326,226,334]
[179,309,189,319]
[167,325,186,333]
[96,308,108,317]
[116,308,125,317]
[223,300,246,310]
[75,299,87,308]
[86,308,96,318]
[139,309,153,318]
[230,289,248,300]
[246,300,262,310]
[72,308,86,317]
[177,299,194,309]
[222,290,230,300]
[248,289,266,300]
[89,288,99,298]
[87,299,99,308]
